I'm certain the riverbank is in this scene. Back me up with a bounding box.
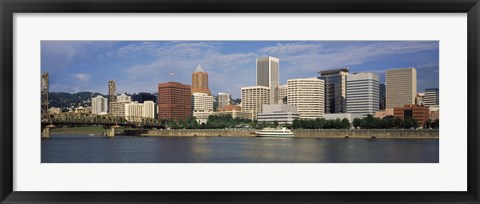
[139,129,439,139]
[50,127,439,139]
[51,126,133,135]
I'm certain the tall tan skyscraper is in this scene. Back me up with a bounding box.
[192,64,211,96]
[386,67,417,108]
[256,56,279,104]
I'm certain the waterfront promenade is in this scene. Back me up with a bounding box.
[135,129,439,139]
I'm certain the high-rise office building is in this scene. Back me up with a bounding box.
[386,67,417,108]
[143,100,156,119]
[124,102,144,122]
[217,92,231,109]
[108,80,116,114]
[256,56,279,104]
[317,68,349,113]
[379,83,386,110]
[278,84,288,104]
[192,92,214,124]
[91,95,108,115]
[110,101,130,117]
[110,93,132,117]
[424,88,439,107]
[158,82,192,120]
[241,86,270,119]
[192,64,211,96]
[124,101,156,122]
[287,78,324,119]
[346,72,380,115]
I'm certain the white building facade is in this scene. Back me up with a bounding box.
[346,72,380,115]
[117,93,132,102]
[257,104,300,124]
[143,100,156,119]
[241,86,270,119]
[125,102,144,122]
[91,95,108,115]
[192,92,214,124]
[287,78,325,119]
[124,101,156,122]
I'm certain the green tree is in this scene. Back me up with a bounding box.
[353,118,362,129]
[341,118,350,129]
[292,119,301,129]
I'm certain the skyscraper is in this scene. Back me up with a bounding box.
[346,72,380,115]
[317,68,349,113]
[192,64,211,96]
[278,84,288,104]
[217,92,231,109]
[424,88,439,107]
[108,80,116,114]
[241,86,270,119]
[110,93,132,117]
[287,78,325,119]
[143,101,156,119]
[124,102,144,122]
[91,95,108,115]
[386,67,417,108]
[124,101,156,122]
[379,83,386,110]
[158,82,192,120]
[256,56,279,104]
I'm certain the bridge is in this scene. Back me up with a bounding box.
[40,73,166,138]
[41,114,166,138]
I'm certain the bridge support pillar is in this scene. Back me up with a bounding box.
[41,125,55,139]
[41,127,50,139]
[106,125,120,137]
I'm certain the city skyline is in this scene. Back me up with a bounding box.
[41,41,439,98]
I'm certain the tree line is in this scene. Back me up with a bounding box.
[160,114,439,130]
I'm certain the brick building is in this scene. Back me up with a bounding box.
[217,104,242,112]
[158,82,192,120]
[393,104,429,127]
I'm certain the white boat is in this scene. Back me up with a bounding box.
[255,127,295,138]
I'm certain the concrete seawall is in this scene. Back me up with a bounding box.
[292,129,438,139]
[136,129,439,139]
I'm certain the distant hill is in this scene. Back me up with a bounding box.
[48,91,105,111]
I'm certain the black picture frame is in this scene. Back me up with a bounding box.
[1,0,479,203]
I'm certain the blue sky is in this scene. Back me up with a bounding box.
[41,41,439,98]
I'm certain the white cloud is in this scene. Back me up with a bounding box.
[120,42,257,96]
[72,73,90,82]
[260,42,322,55]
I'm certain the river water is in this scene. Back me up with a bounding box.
[41,134,439,163]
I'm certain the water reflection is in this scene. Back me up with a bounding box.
[42,135,439,163]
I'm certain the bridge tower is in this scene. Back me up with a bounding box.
[108,80,117,114]
[41,73,53,138]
